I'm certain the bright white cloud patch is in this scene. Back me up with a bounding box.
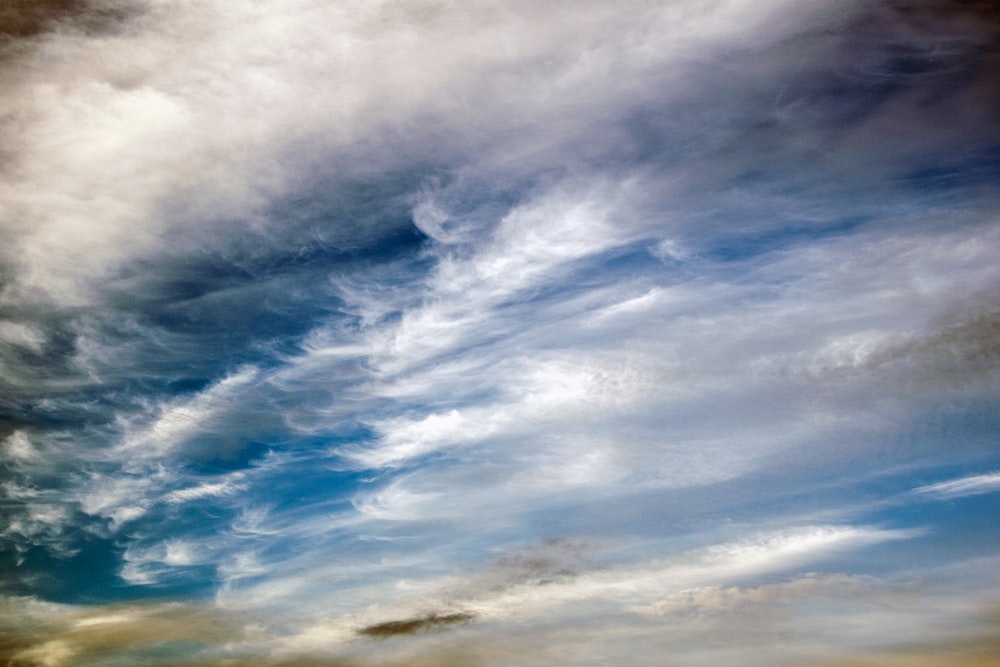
[914,472,1000,500]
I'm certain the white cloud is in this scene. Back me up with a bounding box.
[232,523,918,660]
[461,526,918,621]
[120,539,205,585]
[0,321,46,353]
[163,476,246,504]
[116,366,259,463]
[1,431,41,463]
[74,472,159,529]
[0,0,818,307]
[914,472,1000,500]
[1,6,997,665]
[352,479,443,522]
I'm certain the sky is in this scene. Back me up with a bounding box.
[0,0,998,665]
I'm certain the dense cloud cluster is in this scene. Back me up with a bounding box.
[1,0,998,665]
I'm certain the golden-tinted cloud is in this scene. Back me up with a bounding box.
[805,632,1000,667]
[1,599,241,667]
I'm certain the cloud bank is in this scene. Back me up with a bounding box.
[1,0,998,665]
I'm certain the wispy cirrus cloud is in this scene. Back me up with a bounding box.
[914,472,1000,500]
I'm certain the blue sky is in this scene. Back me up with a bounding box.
[1,1,998,665]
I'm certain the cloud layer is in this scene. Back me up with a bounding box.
[1,0,998,665]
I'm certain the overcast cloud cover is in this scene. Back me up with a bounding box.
[1,0,998,665]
